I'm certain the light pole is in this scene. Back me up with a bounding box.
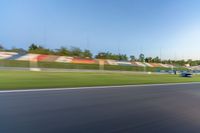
[143,58,146,73]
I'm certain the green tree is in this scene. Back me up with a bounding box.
[145,57,152,62]
[83,49,92,58]
[56,47,70,56]
[28,44,53,54]
[95,52,128,61]
[29,44,39,51]
[139,53,145,62]
[95,52,107,59]
[130,55,136,61]
[9,47,27,54]
[118,54,128,61]
[0,44,4,51]
[70,47,83,57]
[152,56,161,63]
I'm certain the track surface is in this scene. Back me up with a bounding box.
[1,84,200,133]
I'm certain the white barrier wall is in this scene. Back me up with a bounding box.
[0,52,18,59]
[116,61,132,66]
[159,64,170,68]
[135,62,146,67]
[55,56,73,63]
[17,54,39,61]
[144,63,153,67]
[0,51,177,68]
[107,60,118,65]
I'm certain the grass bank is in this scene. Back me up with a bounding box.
[0,70,199,90]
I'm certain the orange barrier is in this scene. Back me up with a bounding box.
[36,55,49,61]
[71,59,97,64]
[41,55,60,62]
[149,63,163,67]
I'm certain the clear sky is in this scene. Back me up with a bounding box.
[1,0,200,60]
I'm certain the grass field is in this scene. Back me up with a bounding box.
[0,70,199,90]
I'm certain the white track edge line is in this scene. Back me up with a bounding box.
[0,82,200,93]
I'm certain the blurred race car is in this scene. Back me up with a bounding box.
[180,72,192,77]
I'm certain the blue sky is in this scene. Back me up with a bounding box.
[0,0,200,60]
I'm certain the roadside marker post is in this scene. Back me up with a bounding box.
[29,55,41,71]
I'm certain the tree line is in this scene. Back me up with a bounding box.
[0,43,200,66]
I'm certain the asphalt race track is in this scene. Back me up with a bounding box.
[1,83,200,133]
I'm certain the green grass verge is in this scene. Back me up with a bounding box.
[0,70,199,90]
